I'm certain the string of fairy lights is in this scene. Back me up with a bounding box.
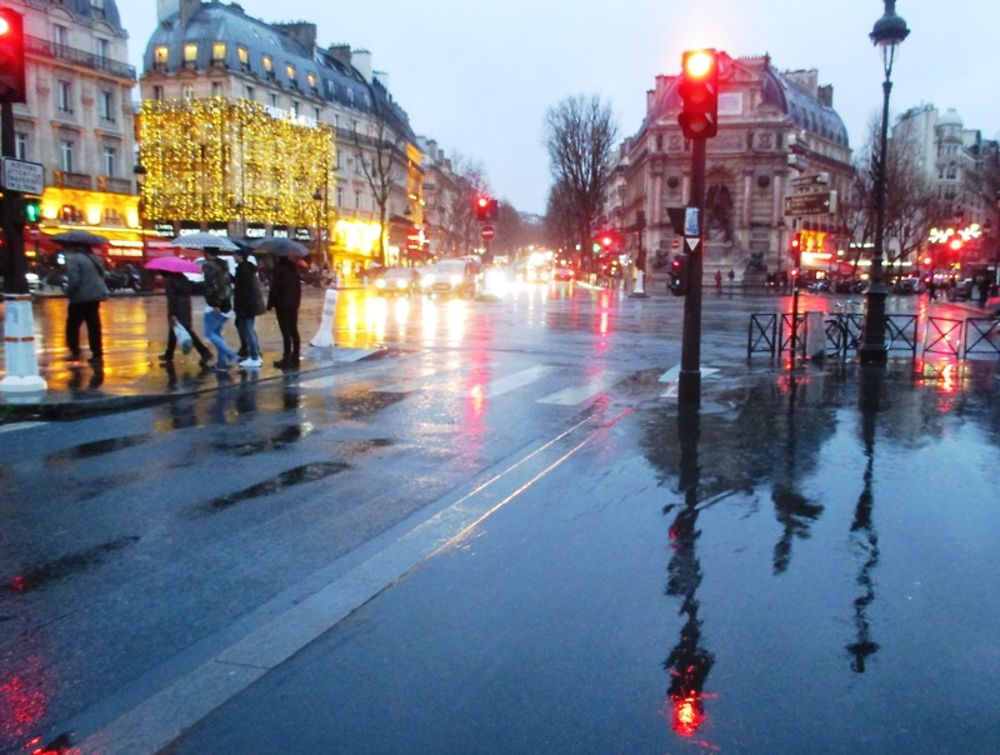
[138,98,335,228]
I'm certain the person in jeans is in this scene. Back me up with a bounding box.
[201,247,238,370]
[160,272,212,366]
[63,241,109,364]
[233,249,265,369]
[267,256,302,369]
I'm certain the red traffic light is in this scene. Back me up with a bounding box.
[0,16,10,36]
[678,49,719,139]
[948,238,963,252]
[601,235,613,248]
[477,196,489,208]
[0,8,26,104]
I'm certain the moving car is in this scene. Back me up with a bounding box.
[375,267,419,296]
[420,259,479,298]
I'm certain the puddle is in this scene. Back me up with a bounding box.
[204,462,350,512]
[44,435,153,467]
[3,536,140,595]
[213,423,316,456]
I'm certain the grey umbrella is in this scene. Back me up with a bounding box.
[51,230,109,247]
[169,232,239,252]
[252,237,310,257]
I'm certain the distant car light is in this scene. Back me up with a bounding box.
[422,274,436,288]
[450,274,462,286]
[395,278,408,290]
[375,278,386,289]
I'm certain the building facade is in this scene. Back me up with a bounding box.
[2,0,140,258]
[140,0,423,270]
[621,55,853,282]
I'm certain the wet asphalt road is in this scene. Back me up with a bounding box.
[1,284,998,753]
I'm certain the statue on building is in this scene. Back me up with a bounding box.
[705,185,735,243]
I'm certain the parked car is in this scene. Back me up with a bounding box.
[949,278,974,301]
[807,279,831,292]
[420,259,479,298]
[104,262,147,292]
[892,277,920,294]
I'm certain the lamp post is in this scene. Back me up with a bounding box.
[133,162,148,262]
[312,187,324,270]
[859,0,910,364]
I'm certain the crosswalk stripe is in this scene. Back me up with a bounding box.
[537,370,625,405]
[486,365,554,398]
[0,421,47,435]
[375,367,470,394]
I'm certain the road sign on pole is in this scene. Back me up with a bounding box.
[1,157,44,195]
[480,224,495,240]
[784,191,838,217]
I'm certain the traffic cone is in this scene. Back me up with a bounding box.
[309,288,338,348]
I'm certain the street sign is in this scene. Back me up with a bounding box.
[671,238,681,250]
[480,224,495,240]
[784,190,837,217]
[791,172,829,189]
[1,157,43,195]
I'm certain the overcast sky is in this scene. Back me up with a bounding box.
[119,0,999,215]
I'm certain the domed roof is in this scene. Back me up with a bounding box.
[937,108,963,127]
[38,0,125,34]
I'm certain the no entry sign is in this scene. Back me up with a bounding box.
[481,224,496,240]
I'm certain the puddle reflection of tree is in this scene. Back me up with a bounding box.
[662,408,714,739]
[847,370,883,673]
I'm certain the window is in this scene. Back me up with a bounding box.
[291,101,299,116]
[103,146,116,178]
[945,164,957,180]
[154,46,169,67]
[269,93,278,107]
[60,141,75,173]
[15,132,27,161]
[355,191,360,209]
[314,107,320,121]
[212,43,226,64]
[152,85,164,101]
[336,187,343,207]
[53,24,68,48]
[307,73,317,90]
[211,82,223,96]
[57,81,72,113]
[100,90,114,120]
[285,63,296,84]
[238,46,249,68]
[184,43,198,67]
[245,86,255,101]
[182,85,194,100]
[263,55,273,75]
[96,38,109,61]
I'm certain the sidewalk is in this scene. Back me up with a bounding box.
[0,288,384,422]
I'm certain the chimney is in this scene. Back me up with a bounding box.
[352,49,372,82]
[180,0,201,27]
[274,22,317,54]
[817,84,833,108]
[327,44,351,68]
[373,70,390,91]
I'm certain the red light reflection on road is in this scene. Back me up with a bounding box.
[0,655,49,746]
[671,692,705,736]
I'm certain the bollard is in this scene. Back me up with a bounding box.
[309,288,338,349]
[630,270,648,298]
[1,294,47,394]
[804,311,826,361]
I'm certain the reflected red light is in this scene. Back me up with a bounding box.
[671,693,705,736]
[949,239,963,251]
[10,575,25,592]
[922,257,932,265]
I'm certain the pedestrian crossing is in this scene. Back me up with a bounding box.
[293,358,718,408]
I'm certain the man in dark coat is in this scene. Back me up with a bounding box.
[267,256,302,369]
[63,242,109,364]
[233,251,264,368]
[160,272,212,365]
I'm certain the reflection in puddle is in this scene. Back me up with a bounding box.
[3,536,140,595]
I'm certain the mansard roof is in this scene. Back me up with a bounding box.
[143,1,416,142]
[36,0,126,34]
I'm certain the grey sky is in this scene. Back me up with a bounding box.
[121,1,999,215]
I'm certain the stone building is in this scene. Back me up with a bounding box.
[140,0,423,270]
[621,55,853,282]
[2,0,140,258]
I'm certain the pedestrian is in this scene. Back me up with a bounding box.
[978,279,990,309]
[267,256,302,369]
[728,268,735,284]
[927,278,936,301]
[201,247,238,370]
[62,240,109,364]
[234,249,266,369]
[714,269,723,292]
[159,271,212,367]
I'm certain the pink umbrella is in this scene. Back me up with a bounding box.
[145,256,202,274]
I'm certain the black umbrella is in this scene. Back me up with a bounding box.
[52,230,109,247]
[252,238,310,257]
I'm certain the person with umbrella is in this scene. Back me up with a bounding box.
[233,247,265,369]
[147,257,213,367]
[201,246,239,370]
[57,230,109,364]
[264,250,303,369]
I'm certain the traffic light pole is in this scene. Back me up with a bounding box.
[679,137,706,408]
[1,99,27,294]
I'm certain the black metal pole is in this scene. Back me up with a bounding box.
[679,137,706,408]
[1,101,27,294]
[859,77,893,364]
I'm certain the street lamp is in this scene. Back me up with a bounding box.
[859,0,910,364]
[133,162,148,262]
[312,187,323,270]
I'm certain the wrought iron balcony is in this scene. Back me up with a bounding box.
[25,35,136,81]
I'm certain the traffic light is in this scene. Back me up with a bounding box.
[601,234,613,250]
[678,49,718,139]
[668,254,690,296]
[790,233,801,252]
[473,195,498,222]
[22,197,41,224]
[0,8,26,104]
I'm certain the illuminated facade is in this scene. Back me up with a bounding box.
[140,0,423,267]
[4,0,141,258]
[621,55,854,282]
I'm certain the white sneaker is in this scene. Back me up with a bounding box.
[239,357,263,368]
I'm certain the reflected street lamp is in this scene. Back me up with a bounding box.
[133,162,148,262]
[859,0,910,364]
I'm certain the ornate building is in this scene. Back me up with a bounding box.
[3,0,141,258]
[140,0,423,270]
[621,55,853,282]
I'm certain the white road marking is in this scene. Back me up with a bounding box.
[0,421,47,435]
[486,365,554,398]
[659,365,720,398]
[537,370,625,405]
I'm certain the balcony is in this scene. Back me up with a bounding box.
[25,35,136,81]
[97,176,133,194]
[52,171,92,190]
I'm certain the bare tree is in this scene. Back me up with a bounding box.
[354,92,406,266]
[545,179,579,253]
[544,94,618,269]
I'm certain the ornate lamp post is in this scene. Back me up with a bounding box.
[859,0,910,364]
[133,162,148,262]
[312,187,324,269]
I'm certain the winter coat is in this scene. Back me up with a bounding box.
[202,257,232,310]
[267,258,301,311]
[64,250,109,304]
[234,259,265,317]
[164,273,194,321]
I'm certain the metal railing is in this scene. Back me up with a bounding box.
[747,313,778,357]
[25,35,136,81]
[923,317,963,358]
[963,318,1000,357]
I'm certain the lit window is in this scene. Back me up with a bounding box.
[263,55,273,72]
[184,43,198,65]
[212,43,226,63]
[307,73,317,89]
[154,46,168,66]
[286,63,296,81]
[238,46,249,66]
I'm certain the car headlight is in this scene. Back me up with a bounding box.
[375,278,386,289]
[422,274,435,287]
[450,274,462,286]
[395,278,408,289]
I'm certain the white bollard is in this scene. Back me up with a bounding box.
[309,288,338,348]
[630,270,648,298]
[1,294,47,394]
[804,311,826,361]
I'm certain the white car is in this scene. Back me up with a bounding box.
[375,267,418,295]
[420,259,479,298]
